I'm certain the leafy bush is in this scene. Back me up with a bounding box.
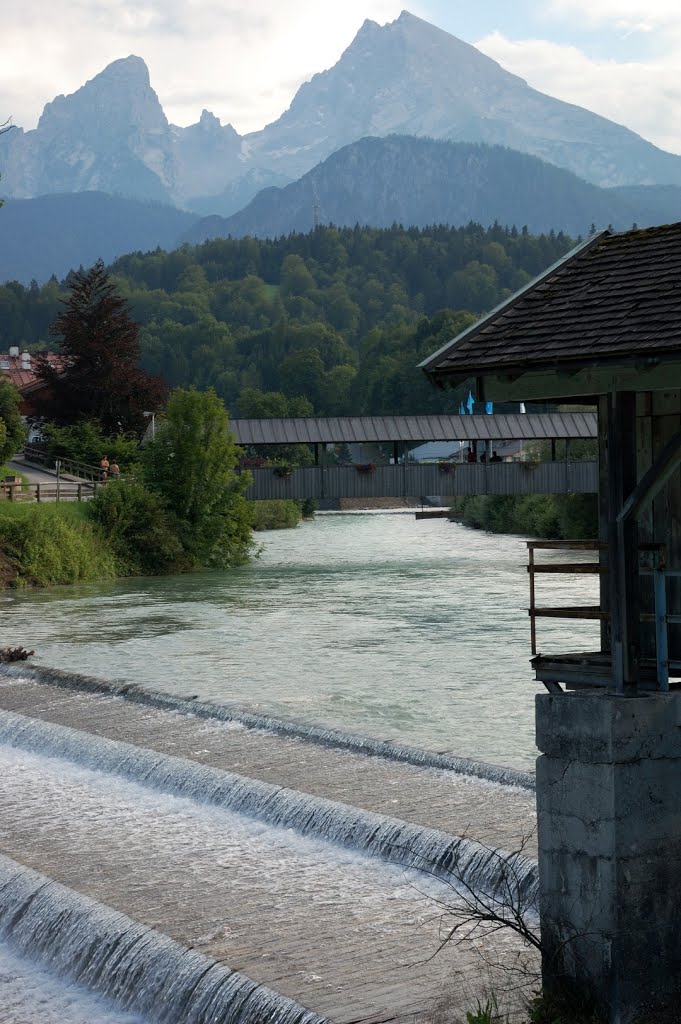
[142,388,253,568]
[0,504,117,586]
[87,481,185,576]
[0,377,26,464]
[453,492,595,540]
[38,420,140,472]
[250,500,302,531]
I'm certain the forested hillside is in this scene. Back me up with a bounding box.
[1,223,573,416]
[186,137,677,245]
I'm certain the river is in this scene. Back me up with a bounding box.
[0,512,598,770]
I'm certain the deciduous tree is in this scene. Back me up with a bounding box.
[142,387,253,568]
[0,378,26,464]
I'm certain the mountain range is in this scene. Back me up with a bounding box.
[184,136,681,245]
[2,9,681,283]
[4,10,681,210]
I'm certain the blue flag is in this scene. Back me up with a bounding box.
[466,390,475,415]
[485,401,494,414]
[459,402,466,415]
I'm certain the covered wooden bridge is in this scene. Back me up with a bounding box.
[230,412,597,500]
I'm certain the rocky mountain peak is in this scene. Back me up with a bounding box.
[199,110,221,129]
[37,54,167,137]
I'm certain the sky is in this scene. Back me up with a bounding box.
[3,0,680,154]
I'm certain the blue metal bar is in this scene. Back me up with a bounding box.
[654,568,670,692]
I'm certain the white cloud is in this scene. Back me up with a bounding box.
[548,0,681,33]
[0,0,406,133]
[476,31,681,155]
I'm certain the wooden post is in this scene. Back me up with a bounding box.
[551,439,557,462]
[36,483,41,503]
[8,484,13,502]
[606,391,640,692]
[77,483,82,502]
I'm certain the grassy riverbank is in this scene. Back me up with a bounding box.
[0,504,117,587]
[0,494,312,588]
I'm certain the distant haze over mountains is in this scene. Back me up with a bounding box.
[3,10,681,214]
[2,10,681,284]
[184,137,681,246]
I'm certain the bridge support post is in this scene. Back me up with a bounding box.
[536,690,681,1023]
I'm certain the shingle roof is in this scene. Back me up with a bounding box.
[0,351,63,392]
[230,413,596,445]
[420,223,681,382]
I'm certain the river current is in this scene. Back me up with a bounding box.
[0,512,597,770]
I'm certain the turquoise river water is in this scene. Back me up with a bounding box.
[0,512,598,770]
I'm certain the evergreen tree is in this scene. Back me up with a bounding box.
[36,261,166,433]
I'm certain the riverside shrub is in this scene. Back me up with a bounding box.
[0,504,116,586]
[86,481,185,576]
[142,387,253,568]
[250,500,302,531]
[453,492,596,539]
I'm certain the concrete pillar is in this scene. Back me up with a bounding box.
[536,691,681,1024]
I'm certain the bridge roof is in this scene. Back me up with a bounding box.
[229,413,596,445]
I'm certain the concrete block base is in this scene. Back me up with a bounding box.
[536,691,681,1024]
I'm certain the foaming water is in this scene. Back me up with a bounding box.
[0,855,327,1024]
[0,743,535,1018]
[0,710,538,907]
[0,937,146,1024]
[0,514,598,768]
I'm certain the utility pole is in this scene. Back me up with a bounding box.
[312,185,321,229]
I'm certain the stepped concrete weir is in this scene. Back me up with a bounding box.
[0,665,539,1022]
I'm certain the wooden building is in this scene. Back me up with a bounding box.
[421,223,681,695]
[421,223,681,1022]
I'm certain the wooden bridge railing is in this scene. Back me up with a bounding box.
[23,445,102,482]
[528,540,681,692]
[243,460,598,501]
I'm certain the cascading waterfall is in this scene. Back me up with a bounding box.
[0,708,538,911]
[0,664,535,790]
[0,853,328,1024]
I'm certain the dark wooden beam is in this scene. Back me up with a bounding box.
[618,425,681,525]
[607,392,640,692]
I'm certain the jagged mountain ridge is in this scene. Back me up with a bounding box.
[2,10,681,209]
[184,136,681,245]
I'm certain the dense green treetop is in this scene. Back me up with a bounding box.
[1,223,573,417]
[141,387,253,568]
[0,377,26,465]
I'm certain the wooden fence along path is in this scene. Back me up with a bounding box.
[0,481,98,502]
